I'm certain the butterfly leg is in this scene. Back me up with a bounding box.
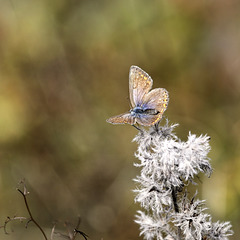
[132,124,143,133]
[153,116,166,132]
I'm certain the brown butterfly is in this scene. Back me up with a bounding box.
[106,66,169,126]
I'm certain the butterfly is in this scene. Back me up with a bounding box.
[106,66,169,126]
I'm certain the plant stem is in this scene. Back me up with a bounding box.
[17,189,48,240]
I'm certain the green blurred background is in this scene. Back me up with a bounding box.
[0,0,239,239]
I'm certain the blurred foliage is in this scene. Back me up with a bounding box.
[0,0,239,239]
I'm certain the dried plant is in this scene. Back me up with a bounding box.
[133,121,233,240]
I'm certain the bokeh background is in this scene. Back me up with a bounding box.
[0,0,239,239]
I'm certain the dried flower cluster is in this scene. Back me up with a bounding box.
[133,121,233,240]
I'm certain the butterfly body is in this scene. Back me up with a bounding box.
[130,106,158,117]
[107,66,169,126]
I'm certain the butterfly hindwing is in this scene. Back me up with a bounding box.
[143,88,169,114]
[134,88,169,126]
[136,113,163,126]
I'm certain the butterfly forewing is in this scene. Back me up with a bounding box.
[106,112,136,125]
[129,66,153,108]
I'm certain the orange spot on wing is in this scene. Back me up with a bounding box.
[152,114,162,125]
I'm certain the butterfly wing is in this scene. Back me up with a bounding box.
[129,66,153,108]
[136,88,169,126]
[143,88,169,112]
[136,114,162,126]
[106,112,136,125]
